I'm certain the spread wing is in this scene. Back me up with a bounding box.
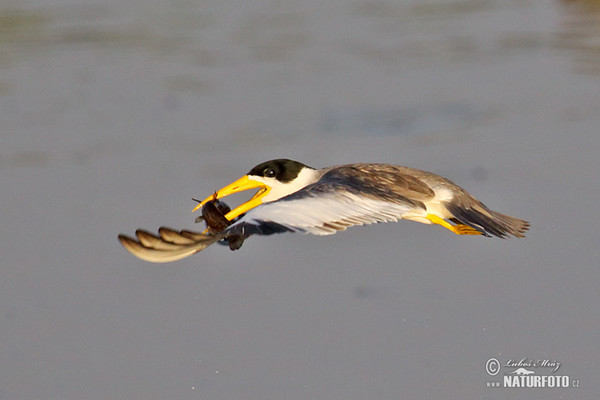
[118,228,224,263]
[227,174,427,236]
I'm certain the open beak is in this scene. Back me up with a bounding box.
[192,175,271,221]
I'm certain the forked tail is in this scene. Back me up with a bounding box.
[445,202,529,238]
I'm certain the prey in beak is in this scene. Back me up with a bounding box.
[192,175,271,221]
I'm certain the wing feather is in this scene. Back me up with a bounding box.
[319,164,435,203]
[135,229,182,250]
[118,229,223,263]
[157,227,197,245]
[229,190,419,236]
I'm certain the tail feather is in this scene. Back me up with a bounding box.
[446,203,529,238]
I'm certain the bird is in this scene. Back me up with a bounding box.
[118,158,529,262]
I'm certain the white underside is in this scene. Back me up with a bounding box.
[404,187,454,224]
[232,192,422,235]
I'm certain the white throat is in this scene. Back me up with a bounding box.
[253,167,320,203]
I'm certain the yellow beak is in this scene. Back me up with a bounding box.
[192,175,271,221]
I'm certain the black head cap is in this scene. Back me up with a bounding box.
[247,159,313,183]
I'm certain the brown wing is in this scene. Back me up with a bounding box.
[321,164,435,206]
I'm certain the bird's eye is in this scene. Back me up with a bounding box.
[264,168,276,177]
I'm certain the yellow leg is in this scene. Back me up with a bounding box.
[426,214,481,235]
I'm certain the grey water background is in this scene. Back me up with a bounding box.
[1,0,599,399]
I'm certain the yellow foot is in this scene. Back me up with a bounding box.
[426,214,482,236]
[452,224,482,235]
